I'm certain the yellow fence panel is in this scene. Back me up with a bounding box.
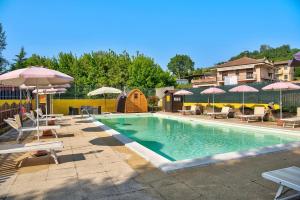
[52,99,117,115]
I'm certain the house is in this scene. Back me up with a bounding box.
[216,56,275,85]
[274,60,294,81]
[191,72,217,88]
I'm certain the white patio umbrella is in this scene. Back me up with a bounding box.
[174,89,193,105]
[0,66,73,140]
[87,87,121,112]
[262,82,300,119]
[201,87,226,113]
[229,85,259,114]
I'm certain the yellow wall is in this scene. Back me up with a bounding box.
[184,102,280,110]
[0,99,28,105]
[52,99,117,115]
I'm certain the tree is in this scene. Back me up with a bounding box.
[167,54,194,78]
[0,23,7,73]
[127,54,175,90]
[11,47,27,70]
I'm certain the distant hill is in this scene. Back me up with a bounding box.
[229,44,299,62]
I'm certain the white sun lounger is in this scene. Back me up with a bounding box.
[281,117,300,128]
[207,107,232,119]
[281,107,300,128]
[4,115,61,142]
[26,111,65,126]
[262,166,300,200]
[38,108,64,118]
[0,141,64,164]
[178,105,197,115]
[239,107,266,122]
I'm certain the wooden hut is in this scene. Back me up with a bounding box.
[125,89,148,113]
[162,90,183,112]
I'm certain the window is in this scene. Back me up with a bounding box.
[246,72,253,79]
[284,66,288,70]
[134,93,138,99]
[235,70,239,75]
[222,72,228,80]
[173,97,181,102]
[284,75,288,80]
[268,73,273,78]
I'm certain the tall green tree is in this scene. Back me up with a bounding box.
[167,54,194,78]
[128,54,175,90]
[11,47,27,70]
[0,23,7,73]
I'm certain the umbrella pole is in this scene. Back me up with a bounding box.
[243,91,245,115]
[280,89,282,119]
[50,94,52,114]
[45,94,48,126]
[19,88,22,114]
[36,84,40,141]
[105,94,106,112]
[213,94,215,113]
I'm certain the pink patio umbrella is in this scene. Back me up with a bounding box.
[174,90,193,105]
[0,66,73,140]
[262,82,300,119]
[201,87,225,113]
[229,85,259,114]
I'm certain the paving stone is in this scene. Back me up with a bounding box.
[47,167,77,180]
[155,182,201,200]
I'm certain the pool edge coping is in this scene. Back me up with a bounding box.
[90,113,300,172]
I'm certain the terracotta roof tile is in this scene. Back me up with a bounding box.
[218,56,266,68]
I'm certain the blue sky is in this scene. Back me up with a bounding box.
[0,0,300,69]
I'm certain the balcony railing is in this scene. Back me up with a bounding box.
[191,77,217,84]
[217,74,257,82]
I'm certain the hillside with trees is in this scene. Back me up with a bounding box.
[229,44,300,62]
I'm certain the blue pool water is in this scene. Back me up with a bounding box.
[98,115,300,161]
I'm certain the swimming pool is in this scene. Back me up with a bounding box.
[95,113,300,171]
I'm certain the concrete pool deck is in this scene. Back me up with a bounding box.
[0,115,300,199]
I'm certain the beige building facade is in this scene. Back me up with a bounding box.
[274,60,294,81]
[216,57,275,85]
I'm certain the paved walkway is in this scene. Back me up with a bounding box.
[0,115,300,200]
